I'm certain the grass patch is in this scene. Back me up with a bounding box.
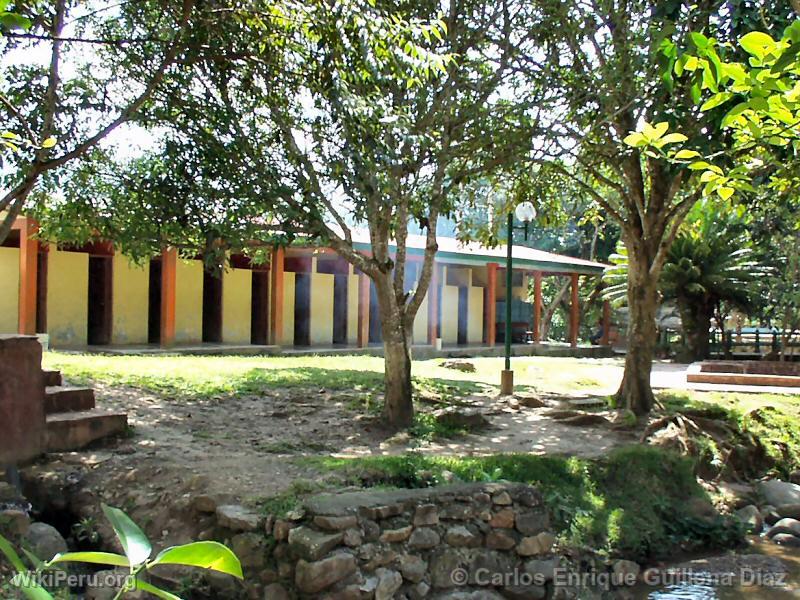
[306,447,742,561]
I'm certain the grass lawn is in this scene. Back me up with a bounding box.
[42,352,622,401]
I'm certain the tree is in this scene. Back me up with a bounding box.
[531,2,793,414]
[0,0,205,243]
[41,0,555,427]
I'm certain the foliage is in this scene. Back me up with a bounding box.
[313,446,741,561]
[0,504,241,599]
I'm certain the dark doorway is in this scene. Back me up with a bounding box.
[148,259,161,344]
[457,286,468,345]
[368,281,382,343]
[36,249,48,334]
[87,256,113,345]
[332,275,348,345]
[294,273,311,346]
[202,270,223,343]
[251,270,269,345]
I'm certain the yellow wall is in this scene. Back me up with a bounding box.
[310,272,334,345]
[175,259,203,344]
[48,249,88,347]
[468,287,484,343]
[0,247,19,333]
[223,268,252,344]
[111,256,149,345]
[282,272,295,345]
[347,273,359,345]
[412,294,428,344]
[441,285,459,343]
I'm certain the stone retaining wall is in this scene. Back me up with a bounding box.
[206,482,637,599]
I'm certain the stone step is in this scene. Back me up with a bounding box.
[42,370,62,387]
[46,409,128,452]
[44,386,95,414]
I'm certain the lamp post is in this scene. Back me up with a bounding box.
[501,201,537,396]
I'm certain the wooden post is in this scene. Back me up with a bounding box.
[600,300,611,346]
[269,246,285,345]
[357,273,370,347]
[428,265,440,344]
[533,271,542,344]
[17,218,38,335]
[160,247,177,347]
[569,272,579,348]
[486,262,497,345]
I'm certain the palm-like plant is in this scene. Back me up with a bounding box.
[605,200,765,360]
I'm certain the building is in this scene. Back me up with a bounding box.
[0,217,608,350]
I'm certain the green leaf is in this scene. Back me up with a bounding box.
[659,133,688,145]
[48,551,130,567]
[674,149,701,159]
[622,132,646,147]
[740,31,776,59]
[717,186,735,200]
[101,504,151,567]
[0,532,26,572]
[134,579,183,600]
[771,42,800,72]
[10,572,54,600]
[150,541,243,579]
[701,91,734,111]
[40,137,56,149]
[721,102,748,127]
[689,32,709,50]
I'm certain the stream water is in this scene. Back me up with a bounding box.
[633,537,800,599]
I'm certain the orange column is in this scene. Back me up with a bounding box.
[570,272,580,348]
[17,218,38,335]
[357,274,370,347]
[269,246,285,345]
[485,262,497,345]
[533,271,543,343]
[160,247,177,347]
[601,299,611,346]
[428,265,440,344]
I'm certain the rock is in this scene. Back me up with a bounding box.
[684,497,718,523]
[0,509,30,536]
[408,581,431,599]
[192,494,217,514]
[231,533,267,568]
[559,414,609,426]
[0,482,23,504]
[295,553,357,594]
[288,526,344,561]
[375,568,403,600]
[524,558,560,582]
[413,504,439,526]
[516,393,545,409]
[767,518,800,538]
[507,397,521,410]
[489,508,515,529]
[763,505,782,526]
[735,505,764,534]
[363,519,381,541]
[515,511,549,536]
[85,569,127,600]
[441,360,476,373]
[314,515,358,531]
[775,503,800,520]
[717,482,755,510]
[263,583,290,600]
[612,559,641,581]
[399,554,427,583]
[23,522,68,560]
[342,528,363,547]
[409,527,440,549]
[492,491,512,506]
[441,504,474,520]
[380,525,413,543]
[758,480,800,507]
[486,530,517,550]
[432,407,490,431]
[435,592,505,600]
[516,533,555,557]
[272,520,295,541]
[502,585,547,600]
[771,533,800,548]
[445,525,481,547]
[216,505,260,532]
[321,585,362,600]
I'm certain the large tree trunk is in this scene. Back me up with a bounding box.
[615,249,659,415]
[374,272,414,428]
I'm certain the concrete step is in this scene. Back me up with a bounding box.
[46,409,128,452]
[44,386,95,414]
[43,370,62,387]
